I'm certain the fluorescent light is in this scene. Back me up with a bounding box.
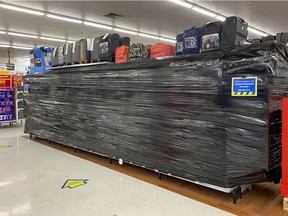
[67,40,74,43]
[192,6,216,17]
[0,44,10,48]
[0,3,45,16]
[248,27,268,37]
[40,36,66,42]
[160,37,176,43]
[114,28,138,35]
[84,21,112,30]
[46,14,82,24]
[216,15,226,22]
[138,33,159,40]
[12,46,33,50]
[8,32,38,39]
[0,31,6,34]
[169,0,192,8]
[16,58,30,62]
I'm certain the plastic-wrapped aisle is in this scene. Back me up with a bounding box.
[24,42,287,188]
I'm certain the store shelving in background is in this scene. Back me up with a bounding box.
[0,87,15,125]
[15,85,24,125]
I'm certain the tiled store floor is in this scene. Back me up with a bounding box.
[0,125,233,216]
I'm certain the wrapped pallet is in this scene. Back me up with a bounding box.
[24,42,287,189]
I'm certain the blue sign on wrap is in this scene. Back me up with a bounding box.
[232,77,257,96]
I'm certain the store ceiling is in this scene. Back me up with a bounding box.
[0,0,287,60]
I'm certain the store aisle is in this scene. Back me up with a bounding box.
[0,126,233,216]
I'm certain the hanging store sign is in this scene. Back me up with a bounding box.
[6,63,15,71]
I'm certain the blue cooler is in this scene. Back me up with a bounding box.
[182,27,202,55]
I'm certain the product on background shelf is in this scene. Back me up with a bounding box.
[262,35,276,42]
[115,45,129,63]
[182,26,202,55]
[51,47,59,67]
[79,38,91,63]
[149,43,175,59]
[90,36,101,63]
[57,45,65,66]
[72,40,81,64]
[99,33,120,62]
[128,43,150,62]
[176,33,184,55]
[25,42,287,193]
[201,21,223,52]
[120,37,130,46]
[221,16,248,49]
[277,32,288,44]
[64,43,73,65]
[30,47,52,74]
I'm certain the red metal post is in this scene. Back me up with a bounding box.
[281,98,288,197]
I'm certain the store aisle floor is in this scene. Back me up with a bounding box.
[0,126,233,216]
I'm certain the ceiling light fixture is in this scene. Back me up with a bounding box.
[160,37,176,43]
[0,31,6,34]
[66,40,75,43]
[84,21,113,30]
[0,3,45,16]
[248,27,269,37]
[12,45,33,50]
[8,32,38,39]
[40,36,66,42]
[138,33,159,40]
[169,0,192,8]
[192,6,216,18]
[0,44,11,48]
[113,28,138,35]
[46,14,82,24]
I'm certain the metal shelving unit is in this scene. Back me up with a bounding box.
[15,87,24,125]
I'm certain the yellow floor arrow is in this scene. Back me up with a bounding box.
[0,145,12,149]
[61,179,89,189]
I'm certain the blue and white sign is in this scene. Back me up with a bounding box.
[232,77,257,96]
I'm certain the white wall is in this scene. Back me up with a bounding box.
[0,56,14,64]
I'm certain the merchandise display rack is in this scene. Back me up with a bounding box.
[0,87,16,125]
[15,86,24,125]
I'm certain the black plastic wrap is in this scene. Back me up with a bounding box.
[24,42,288,188]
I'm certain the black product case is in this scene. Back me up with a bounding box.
[201,21,223,52]
[262,35,276,42]
[99,33,120,62]
[221,16,248,49]
[276,32,288,44]
[120,37,130,46]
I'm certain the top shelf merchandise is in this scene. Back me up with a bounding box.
[0,70,21,124]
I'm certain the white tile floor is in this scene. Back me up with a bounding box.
[0,126,234,216]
